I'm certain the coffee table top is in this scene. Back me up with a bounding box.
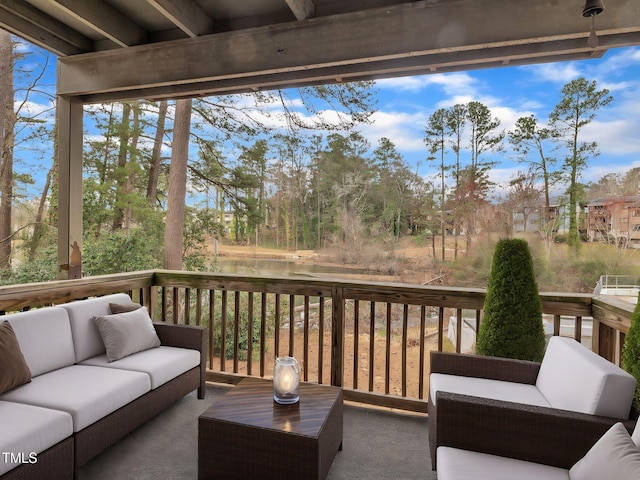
[201,378,342,438]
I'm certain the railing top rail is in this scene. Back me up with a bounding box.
[0,269,598,315]
[0,270,155,311]
[154,269,593,313]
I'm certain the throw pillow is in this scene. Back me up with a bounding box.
[569,422,640,480]
[0,321,32,394]
[94,307,161,362]
[109,302,143,314]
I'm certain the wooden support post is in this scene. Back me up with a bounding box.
[56,95,83,279]
[331,286,344,387]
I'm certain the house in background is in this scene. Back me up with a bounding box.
[512,201,579,236]
[586,196,640,248]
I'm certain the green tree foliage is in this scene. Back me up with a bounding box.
[508,114,557,222]
[477,238,546,361]
[83,225,163,276]
[621,293,640,407]
[550,77,613,253]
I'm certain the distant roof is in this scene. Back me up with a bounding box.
[588,195,640,207]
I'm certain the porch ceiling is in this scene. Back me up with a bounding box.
[1,0,639,102]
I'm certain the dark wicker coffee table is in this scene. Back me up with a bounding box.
[198,377,343,479]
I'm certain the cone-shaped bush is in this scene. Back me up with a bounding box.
[476,238,546,361]
[621,293,640,407]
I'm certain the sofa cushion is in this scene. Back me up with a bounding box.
[6,307,75,377]
[536,337,636,419]
[0,365,151,432]
[94,307,161,362]
[430,373,550,407]
[0,401,73,476]
[569,422,640,480]
[0,322,31,394]
[80,346,200,389]
[437,446,569,480]
[60,293,133,363]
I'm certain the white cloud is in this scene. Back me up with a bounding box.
[583,160,640,185]
[378,72,478,98]
[358,110,427,153]
[520,62,583,84]
[584,119,640,156]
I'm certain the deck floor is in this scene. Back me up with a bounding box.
[77,383,435,480]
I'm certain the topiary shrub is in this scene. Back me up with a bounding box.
[621,293,640,407]
[476,238,546,361]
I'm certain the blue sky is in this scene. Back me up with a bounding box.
[11,40,640,201]
[361,45,640,196]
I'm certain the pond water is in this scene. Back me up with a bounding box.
[212,256,369,277]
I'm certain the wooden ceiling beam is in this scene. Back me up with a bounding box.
[0,0,91,54]
[285,0,316,21]
[57,0,640,100]
[48,0,147,47]
[146,0,213,37]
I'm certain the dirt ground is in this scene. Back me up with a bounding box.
[212,308,445,400]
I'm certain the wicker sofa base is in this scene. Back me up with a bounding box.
[1,437,73,480]
[74,366,200,469]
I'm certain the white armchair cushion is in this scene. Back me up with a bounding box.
[632,418,640,448]
[0,401,73,475]
[437,446,569,480]
[430,373,550,407]
[7,308,75,377]
[80,346,200,389]
[94,307,161,362]
[61,293,133,363]
[569,422,640,480]
[0,365,150,432]
[536,337,636,419]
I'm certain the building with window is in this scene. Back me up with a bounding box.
[586,196,640,248]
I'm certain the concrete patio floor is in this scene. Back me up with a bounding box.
[77,383,435,480]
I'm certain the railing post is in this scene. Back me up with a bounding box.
[331,286,344,387]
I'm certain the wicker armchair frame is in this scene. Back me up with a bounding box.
[428,351,638,470]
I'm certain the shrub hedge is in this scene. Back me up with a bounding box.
[477,238,546,361]
[622,293,640,407]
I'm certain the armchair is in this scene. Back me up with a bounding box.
[436,406,640,479]
[428,336,637,469]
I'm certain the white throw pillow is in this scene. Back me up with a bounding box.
[94,307,161,362]
[569,422,640,480]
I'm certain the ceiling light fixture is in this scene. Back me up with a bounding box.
[582,0,605,49]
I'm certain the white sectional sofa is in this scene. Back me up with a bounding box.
[0,293,207,479]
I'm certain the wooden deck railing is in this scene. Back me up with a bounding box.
[0,270,634,412]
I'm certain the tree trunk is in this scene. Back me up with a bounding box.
[0,31,15,275]
[29,164,53,261]
[163,99,192,270]
[147,100,168,206]
[124,102,140,231]
[112,102,131,230]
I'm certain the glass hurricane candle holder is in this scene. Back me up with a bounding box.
[273,356,300,405]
